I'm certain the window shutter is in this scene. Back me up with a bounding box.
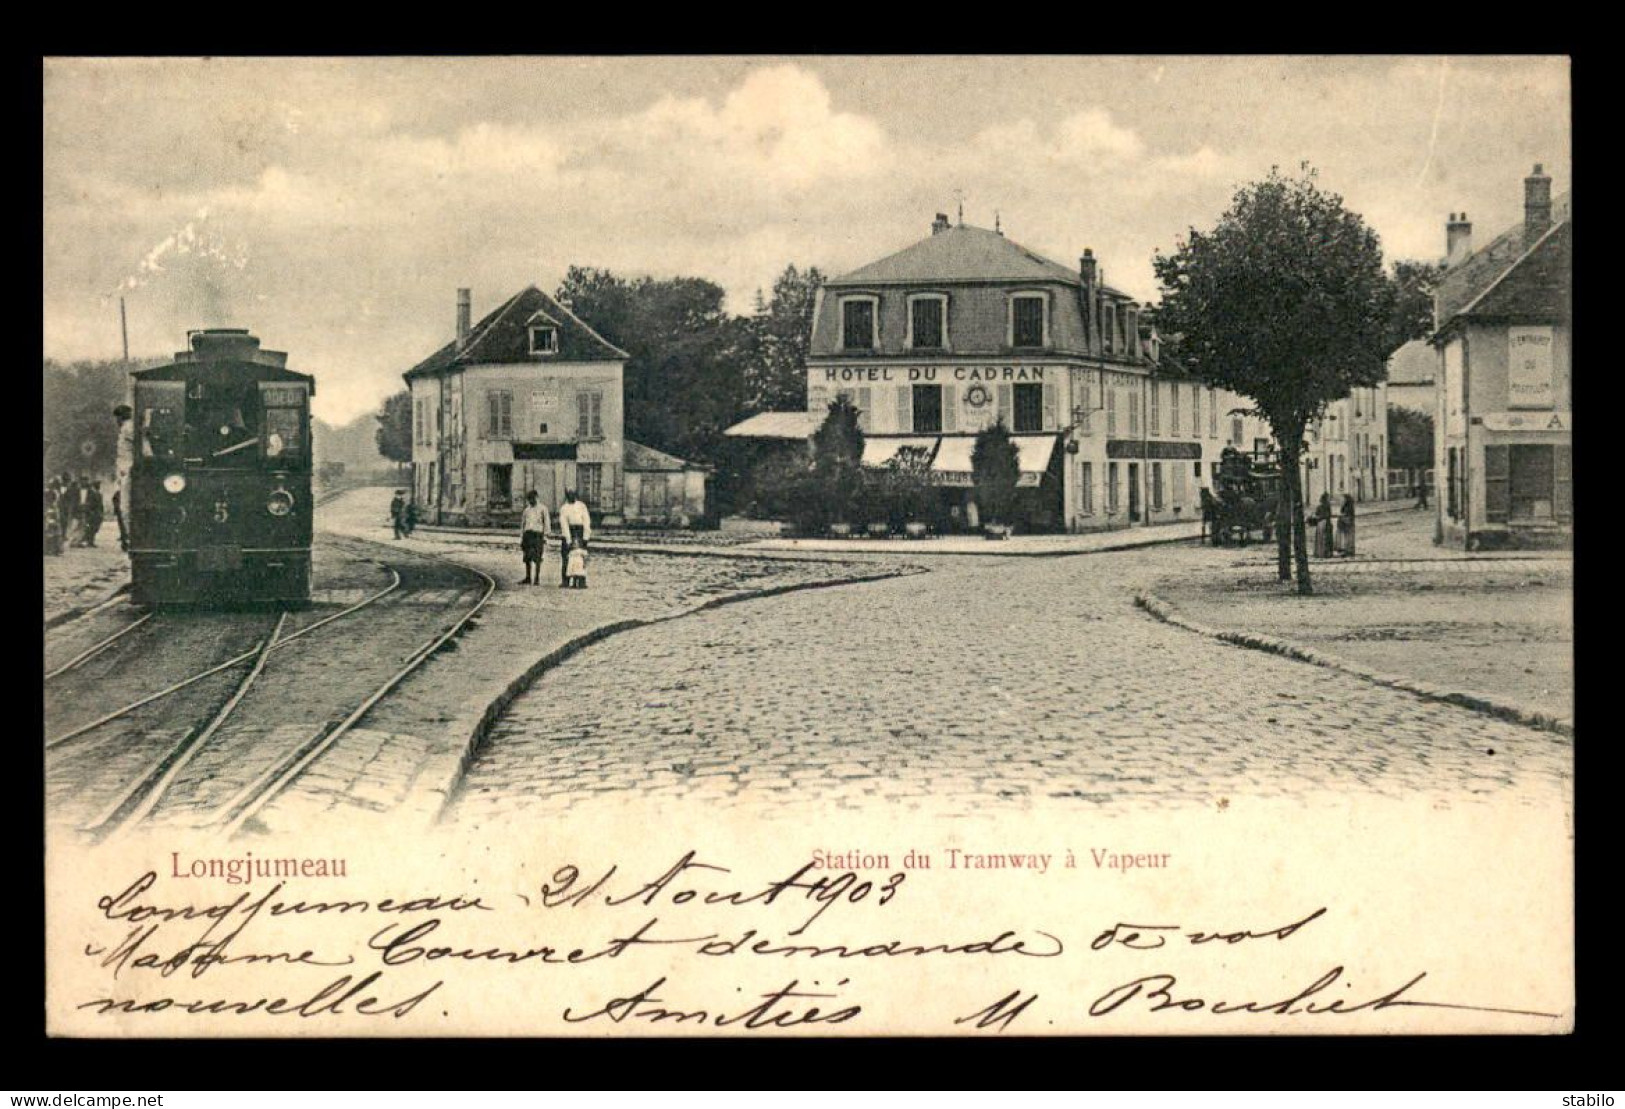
[591,392,603,439]
[896,385,912,432]
[856,387,872,431]
[941,384,957,432]
[809,385,831,413]
[577,392,590,439]
[1484,445,1510,523]
[1554,445,1572,521]
[996,384,1012,426]
[1042,383,1057,430]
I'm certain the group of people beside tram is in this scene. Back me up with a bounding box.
[44,404,133,557]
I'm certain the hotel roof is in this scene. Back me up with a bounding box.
[828,223,1132,298]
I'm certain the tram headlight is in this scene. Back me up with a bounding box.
[266,489,295,518]
[162,473,186,494]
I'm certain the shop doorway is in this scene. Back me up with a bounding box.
[1127,462,1141,521]
[1509,445,1556,520]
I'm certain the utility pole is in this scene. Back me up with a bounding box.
[119,297,129,366]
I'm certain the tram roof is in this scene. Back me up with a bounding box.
[132,360,316,392]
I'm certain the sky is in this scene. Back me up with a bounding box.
[43,56,1570,424]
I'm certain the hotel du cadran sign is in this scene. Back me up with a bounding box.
[818,365,1049,385]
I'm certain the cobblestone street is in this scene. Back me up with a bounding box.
[451,526,1573,827]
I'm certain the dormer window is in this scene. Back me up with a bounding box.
[840,296,879,351]
[1009,293,1048,348]
[529,326,559,355]
[906,293,948,350]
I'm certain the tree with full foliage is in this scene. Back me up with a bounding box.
[1153,165,1395,593]
[810,394,865,527]
[1385,258,1445,354]
[375,389,413,471]
[1388,405,1434,472]
[557,266,755,483]
[748,264,824,414]
[971,418,1020,528]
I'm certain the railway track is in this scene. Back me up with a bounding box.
[46,533,494,843]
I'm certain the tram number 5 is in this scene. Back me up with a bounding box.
[213,500,230,523]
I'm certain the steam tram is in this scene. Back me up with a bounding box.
[128,329,314,607]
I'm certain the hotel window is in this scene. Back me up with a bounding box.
[1013,382,1044,433]
[576,390,604,440]
[529,326,559,355]
[414,399,424,446]
[1150,382,1161,433]
[908,295,947,349]
[1151,462,1164,510]
[1102,304,1117,355]
[1077,375,1092,434]
[1128,391,1140,436]
[1208,388,1218,437]
[1010,294,1047,348]
[1172,463,1186,508]
[1171,385,1180,436]
[487,463,513,510]
[486,390,513,439]
[1108,462,1120,512]
[837,387,872,431]
[1191,384,1200,437]
[841,297,878,350]
[1106,384,1117,436]
[912,383,943,434]
[1230,416,1244,447]
[1079,461,1094,514]
[577,462,603,507]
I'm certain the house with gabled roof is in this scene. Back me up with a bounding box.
[403,286,709,527]
[1432,165,1571,548]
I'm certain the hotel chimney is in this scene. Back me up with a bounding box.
[1525,163,1553,231]
[1445,212,1473,266]
[1080,249,1101,354]
[932,212,952,235]
[456,288,472,349]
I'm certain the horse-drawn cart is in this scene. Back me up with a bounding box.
[1203,446,1281,546]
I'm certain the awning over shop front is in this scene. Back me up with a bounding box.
[929,434,1059,487]
[1011,435,1060,479]
[861,437,938,467]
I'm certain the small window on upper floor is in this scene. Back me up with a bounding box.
[1010,294,1047,348]
[908,295,947,350]
[529,326,559,355]
[841,298,878,350]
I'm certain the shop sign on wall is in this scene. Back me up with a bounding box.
[1508,327,1556,409]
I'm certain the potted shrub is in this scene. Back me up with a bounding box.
[972,419,1021,540]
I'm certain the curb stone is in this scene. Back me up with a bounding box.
[410,564,928,828]
[1133,589,1574,739]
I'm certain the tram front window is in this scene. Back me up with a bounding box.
[188,382,263,466]
[260,385,307,466]
[136,384,184,461]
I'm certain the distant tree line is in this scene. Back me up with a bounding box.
[42,358,164,480]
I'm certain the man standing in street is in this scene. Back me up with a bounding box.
[519,489,551,585]
[557,488,591,588]
[390,490,407,539]
[83,480,105,547]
